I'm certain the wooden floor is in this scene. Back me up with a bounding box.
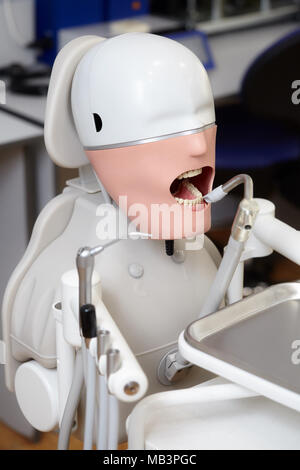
[0,421,127,450]
[0,421,79,450]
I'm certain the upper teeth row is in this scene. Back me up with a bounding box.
[178,168,202,180]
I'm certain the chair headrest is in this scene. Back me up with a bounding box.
[44,35,105,168]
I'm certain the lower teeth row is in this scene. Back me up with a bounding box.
[175,196,203,205]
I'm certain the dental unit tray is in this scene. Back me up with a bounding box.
[183,282,300,412]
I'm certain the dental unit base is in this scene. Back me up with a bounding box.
[2,186,220,442]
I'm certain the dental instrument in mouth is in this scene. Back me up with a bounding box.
[170,166,214,210]
[203,174,253,204]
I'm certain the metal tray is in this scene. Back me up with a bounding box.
[184,282,300,408]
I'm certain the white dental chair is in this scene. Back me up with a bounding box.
[1,35,222,447]
[3,32,300,451]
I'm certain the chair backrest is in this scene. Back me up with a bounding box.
[241,29,300,129]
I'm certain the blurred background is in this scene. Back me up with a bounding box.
[0,0,299,449]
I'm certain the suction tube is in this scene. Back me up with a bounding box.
[200,174,258,318]
[222,174,253,200]
[199,236,244,317]
[203,174,253,204]
[58,349,84,450]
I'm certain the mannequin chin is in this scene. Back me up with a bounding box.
[86,125,216,240]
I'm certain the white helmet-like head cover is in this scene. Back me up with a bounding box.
[72,32,215,151]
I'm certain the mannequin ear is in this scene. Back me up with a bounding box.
[44,35,105,169]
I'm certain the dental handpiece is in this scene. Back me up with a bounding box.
[76,247,95,310]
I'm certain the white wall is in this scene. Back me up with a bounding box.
[0,0,35,67]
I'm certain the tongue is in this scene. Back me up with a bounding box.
[174,181,196,200]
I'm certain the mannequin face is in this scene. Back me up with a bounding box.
[86,125,216,239]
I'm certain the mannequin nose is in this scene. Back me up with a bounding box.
[189,131,208,157]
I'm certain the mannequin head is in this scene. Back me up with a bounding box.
[71,32,216,239]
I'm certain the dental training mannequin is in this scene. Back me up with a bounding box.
[2,33,223,444]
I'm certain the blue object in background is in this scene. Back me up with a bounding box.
[36,0,149,65]
[104,0,149,21]
[215,105,300,169]
[36,0,105,64]
[216,28,300,171]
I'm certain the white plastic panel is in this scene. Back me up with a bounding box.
[145,393,300,450]
[44,35,105,168]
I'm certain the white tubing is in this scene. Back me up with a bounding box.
[199,236,244,318]
[253,215,300,266]
[227,261,244,305]
[97,374,108,450]
[96,300,148,403]
[127,383,258,450]
[81,338,88,384]
[107,395,119,450]
[58,350,84,450]
[83,349,96,450]
[54,305,75,425]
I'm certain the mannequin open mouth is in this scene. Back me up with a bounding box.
[170,166,212,207]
